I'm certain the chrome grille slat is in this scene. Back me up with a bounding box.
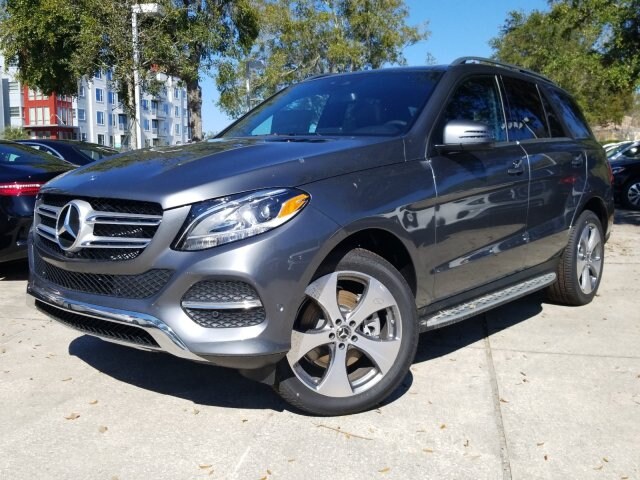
[36,224,57,241]
[87,212,162,226]
[36,205,60,219]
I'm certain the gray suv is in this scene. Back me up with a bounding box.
[27,58,613,415]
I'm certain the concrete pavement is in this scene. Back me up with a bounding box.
[1,211,638,480]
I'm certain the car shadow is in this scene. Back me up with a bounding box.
[614,208,640,226]
[69,292,546,414]
[0,259,29,281]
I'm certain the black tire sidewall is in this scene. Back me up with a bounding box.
[277,249,418,416]
[567,211,605,305]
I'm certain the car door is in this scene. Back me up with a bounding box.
[500,77,589,270]
[429,75,530,300]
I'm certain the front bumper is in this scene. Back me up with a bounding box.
[26,204,342,370]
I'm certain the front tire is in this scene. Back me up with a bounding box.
[547,210,604,306]
[276,249,418,416]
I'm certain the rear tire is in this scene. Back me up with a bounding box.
[275,249,418,416]
[547,210,604,306]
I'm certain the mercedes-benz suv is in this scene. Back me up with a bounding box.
[27,58,614,415]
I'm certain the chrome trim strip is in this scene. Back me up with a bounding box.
[80,237,151,248]
[86,211,162,226]
[36,205,60,218]
[181,300,263,310]
[36,224,57,241]
[27,282,201,361]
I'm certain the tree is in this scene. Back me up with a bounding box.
[215,0,429,118]
[0,126,28,140]
[0,0,260,143]
[490,1,640,126]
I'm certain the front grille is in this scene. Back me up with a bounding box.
[184,307,266,328]
[182,281,261,304]
[36,300,159,347]
[182,280,266,328]
[33,252,172,298]
[33,194,163,261]
[40,194,162,216]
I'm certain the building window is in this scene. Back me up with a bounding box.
[44,107,50,125]
[142,99,149,111]
[36,107,44,125]
[97,134,105,145]
[174,87,180,99]
[79,86,85,97]
[174,106,179,117]
[183,108,187,118]
[175,124,180,135]
[109,135,114,147]
[28,89,35,100]
[72,109,76,119]
[106,70,113,81]
[108,91,116,104]
[9,107,20,117]
[143,119,150,131]
[95,70,102,80]
[8,81,20,93]
[152,119,158,133]
[81,132,87,141]
[163,103,169,115]
[95,88,104,103]
[96,111,105,125]
[78,109,86,121]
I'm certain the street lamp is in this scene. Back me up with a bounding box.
[132,3,162,150]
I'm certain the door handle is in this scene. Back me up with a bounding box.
[508,159,525,175]
[572,154,584,168]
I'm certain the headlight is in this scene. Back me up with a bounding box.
[174,188,309,251]
[611,166,626,175]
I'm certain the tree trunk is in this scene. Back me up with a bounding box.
[126,79,137,150]
[186,78,203,141]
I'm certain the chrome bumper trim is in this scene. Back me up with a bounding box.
[27,282,201,361]
[180,299,263,310]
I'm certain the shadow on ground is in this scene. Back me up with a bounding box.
[614,208,640,226]
[0,259,29,281]
[69,292,546,413]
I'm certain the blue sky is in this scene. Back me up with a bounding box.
[200,0,550,133]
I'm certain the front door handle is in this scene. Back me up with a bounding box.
[508,159,525,175]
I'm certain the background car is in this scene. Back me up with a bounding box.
[16,139,118,166]
[0,141,73,263]
[609,141,640,210]
[605,140,634,158]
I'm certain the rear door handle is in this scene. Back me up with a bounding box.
[572,154,584,168]
[508,159,525,175]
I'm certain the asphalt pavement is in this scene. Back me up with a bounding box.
[1,211,638,480]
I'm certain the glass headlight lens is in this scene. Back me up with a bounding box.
[175,188,309,251]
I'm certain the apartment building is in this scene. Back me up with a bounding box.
[1,54,191,148]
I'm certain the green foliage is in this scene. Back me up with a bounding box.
[216,0,429,118]
[0,0,260,141]
[0,126,29,140]
[490,0,640,126]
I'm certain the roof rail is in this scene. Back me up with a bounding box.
[451,56,553,84]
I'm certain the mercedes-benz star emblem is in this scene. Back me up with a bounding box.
[55,200,91,252]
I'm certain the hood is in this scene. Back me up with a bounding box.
[41,137,405,209]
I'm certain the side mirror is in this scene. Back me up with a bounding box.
[436,120,495,152]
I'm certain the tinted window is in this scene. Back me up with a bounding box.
[75,145,118,162]
[0,143,61,165]
[501,77,548,141]
[546,88,592,139]
[539,89,566,137]
[437,75,506,143]
[224,71,443,137]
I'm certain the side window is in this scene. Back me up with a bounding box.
[501,77,549,141]
[545,88,592,139]
[539,89,566,137]
[437,76,506,143]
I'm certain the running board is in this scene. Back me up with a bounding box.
[419,272,557,332]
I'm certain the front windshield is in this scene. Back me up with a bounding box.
[222,70,443,138]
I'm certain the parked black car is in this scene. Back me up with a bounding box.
[0,141,73,263]
[27,58,613,415]
[16,140,118,166]
[609,141,640,209]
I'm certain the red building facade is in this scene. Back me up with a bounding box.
[22,87,78,140]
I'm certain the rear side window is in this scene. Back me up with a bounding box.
[0,143,58,165]
[545,88,592,139]
[501,77,548,141]
[437,75,507,143]
[539,90,566,138]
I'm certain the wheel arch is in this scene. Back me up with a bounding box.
[579,195,611,239]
